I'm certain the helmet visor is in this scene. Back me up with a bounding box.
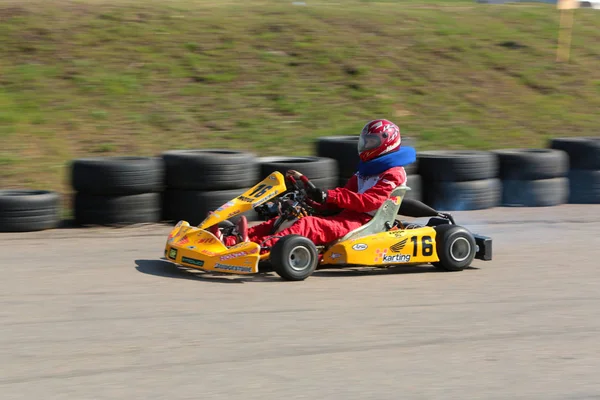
[358,134,382,153]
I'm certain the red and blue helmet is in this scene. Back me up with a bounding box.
[358,119,402,162]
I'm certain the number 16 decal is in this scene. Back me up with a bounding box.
[411,235,433,257]
[248,184,273,198]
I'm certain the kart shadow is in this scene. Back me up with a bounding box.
[313,264,477,277]
[134,259,475,284]
[134,259,281,284]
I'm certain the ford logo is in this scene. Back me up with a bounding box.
[352,243,368,251]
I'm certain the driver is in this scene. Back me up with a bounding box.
[209,119,417,250]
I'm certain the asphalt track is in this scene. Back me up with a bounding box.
[2,205,600,400]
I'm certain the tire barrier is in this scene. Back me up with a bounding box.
[550,137,600,204]
[316,136,361,187]
[405,174,423,202]
[426,178,502,211]
[257,156,339,190]
[162,188,255,226]
[71,156,165,196]
[6,136,599,233]
[161,149,261,224]
[316,136,418,187]
[417,150,501,211]
[0,190,61,232]
[493,149,570,207]
[549,137,600,170]
[71,157,165,226]
[567,170,600,204]
[162,149,259,191]
[74,192,162,226]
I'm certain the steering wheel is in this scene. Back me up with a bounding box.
[254,174,314,234]
[283,175,315,213]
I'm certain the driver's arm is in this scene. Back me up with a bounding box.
[324,168,406,213]
[303,174,358,213]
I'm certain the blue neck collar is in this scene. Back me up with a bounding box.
[357,146,417,177]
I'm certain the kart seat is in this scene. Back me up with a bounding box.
[328,185,410,246]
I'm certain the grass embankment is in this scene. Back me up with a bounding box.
[0,0,599,200]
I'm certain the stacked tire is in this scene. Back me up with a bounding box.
[315,136,360,187]
[418,151,500,211]
[0,190,61,232]
[550,137,600,204]
[161,150,261,225]
[258,156,339,191]
[493,149,569,207]
[71,157,165,226]
[315,136,422,201]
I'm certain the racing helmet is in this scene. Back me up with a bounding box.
[358,119,402,162]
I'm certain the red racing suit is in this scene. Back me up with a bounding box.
[224,166,407,248]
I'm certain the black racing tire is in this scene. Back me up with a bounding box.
[162,188,260,226]
[0,190,61,232]
[162,149,259,191]
[567,170,600,204]
[270,234,319,281]
[71,157,165,195]
[316,136,418,176]
[432,224,476,271]
[492,149,569,180]
[501,177,569,207]
[74,193,161,226]
[404,174,422,201]
[258,156,338,181]
[424,178,501,211]
[417,150,499,182]
[549,137,600,170]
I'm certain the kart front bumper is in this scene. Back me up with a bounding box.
[164,242,262,274]
[164,220,262,274]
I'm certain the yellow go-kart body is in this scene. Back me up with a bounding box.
[164,171,492,278]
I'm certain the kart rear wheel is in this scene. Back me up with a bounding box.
[432,224,476,271]
[271,235,318,281]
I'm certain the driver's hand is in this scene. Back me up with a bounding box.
[308,186,328,204]
[295,205,310,218]
[286,170,303,179]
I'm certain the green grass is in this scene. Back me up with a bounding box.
[0,0,599,199]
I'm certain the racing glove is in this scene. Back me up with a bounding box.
[292,171,328,205]
[307,186,327,204]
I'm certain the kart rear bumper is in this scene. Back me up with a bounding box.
[474,234,492,261]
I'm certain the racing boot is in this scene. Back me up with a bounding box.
[222,215,249,247]
[235,215,249,243]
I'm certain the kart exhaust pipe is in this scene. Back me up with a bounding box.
[473,234,492,261]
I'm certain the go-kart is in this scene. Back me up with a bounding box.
[163,171,493,281]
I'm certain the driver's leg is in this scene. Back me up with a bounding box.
[207,213,225,242]
[248,217,278,240]
[221,216,277,247]
[260,212,370,248]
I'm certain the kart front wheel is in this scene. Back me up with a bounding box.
[271,235,318,281]
[432,224,476,271]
